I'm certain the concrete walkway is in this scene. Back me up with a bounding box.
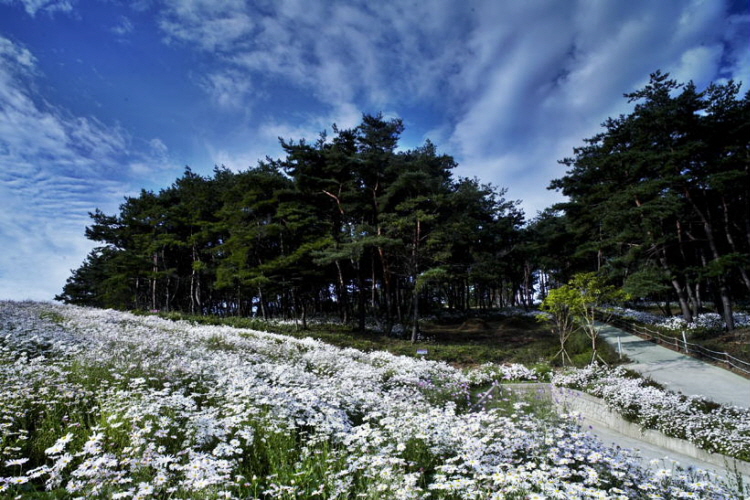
[596,322,750,409]
[572,322,750,481]
[507,383,748,478]
[584,418,742,479]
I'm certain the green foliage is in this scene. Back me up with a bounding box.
[416,267,450,291]
[59,114,526,330]
[158,310,617,370]
[550,71,750,329]
[540,283,580,315]
[539,284,579,366]
[541,272,629,364]
[622,266,672,298]
[60,73,750,330]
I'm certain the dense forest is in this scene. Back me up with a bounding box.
[58,114,529,338]
[550,72,750,330]
[58,73,750,333]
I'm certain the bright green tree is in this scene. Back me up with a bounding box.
[541,272,628,364]
[538,283,579,366]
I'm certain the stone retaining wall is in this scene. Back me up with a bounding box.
[501,383,750,477]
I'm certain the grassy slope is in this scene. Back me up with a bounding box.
[157,311,622,369]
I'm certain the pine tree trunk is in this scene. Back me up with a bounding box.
[335,260,349,323]
[721,196,750,293]
[685,189,734,329]
[151,252,158,311]
[258,287,267,320]
[660,253,692,322]
[411,286,419,343]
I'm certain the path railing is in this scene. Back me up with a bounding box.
[600,314,750,377]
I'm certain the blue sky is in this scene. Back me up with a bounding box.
[1,0,748,301]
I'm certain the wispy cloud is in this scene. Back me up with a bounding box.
[1,0,747,299]
[155,0,473,119]
[145,0,748,218]
[0,0,73,17]
[111,15,134,37]
[200,69,254,111]
[0,35,177,299]
[446,0,745,215]
[158,0,254,52]
[722,12,750,87]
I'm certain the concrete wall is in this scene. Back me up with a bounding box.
[500,383,750,477]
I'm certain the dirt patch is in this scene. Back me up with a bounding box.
[421,315,546,345]
[494,317,543,345]
[458,318,491,331]
[497,316,535,330]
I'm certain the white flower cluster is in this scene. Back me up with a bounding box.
[465,362,541,385]
[553,364,750,461]
[606,307,664,326]
[0,301,742,499]
[676,312,750,332]
[609,307,750,332]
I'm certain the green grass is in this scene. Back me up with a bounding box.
[38,310,66,325]
[481,383,562,423]
[155,311,621,369]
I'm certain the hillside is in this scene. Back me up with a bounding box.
[0,301,741,499]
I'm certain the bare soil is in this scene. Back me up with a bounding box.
[423,316,546,346]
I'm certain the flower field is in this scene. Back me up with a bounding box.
[608,307,750,333]
[0,302,744,499]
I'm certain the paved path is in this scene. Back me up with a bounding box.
[583,419,738,478]
[596,322,750,409]
[584,322,750,481]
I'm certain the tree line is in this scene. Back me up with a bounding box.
[58,115,528,339]
[58,73,750,332]
[548,72,750,330]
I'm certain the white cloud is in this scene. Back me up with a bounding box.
[111,15,134,36]
[0,185,85,300]
[147,0,749,219]
[446,0,749,216]
[210,148,266,172]
[0,35,35,68]
[673,0,725,44]
[149,137,168,157]
[155,0,474,119]
[159,0,254,52]
[722,13,750,88]
[208,120,323,172]
[206,102,365,174]
[0,37,133,177]
[0,0,73,17]
[0,157,126,300]
[668,45,725,88]
[201,70,254,111]
[0,35,175,300]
